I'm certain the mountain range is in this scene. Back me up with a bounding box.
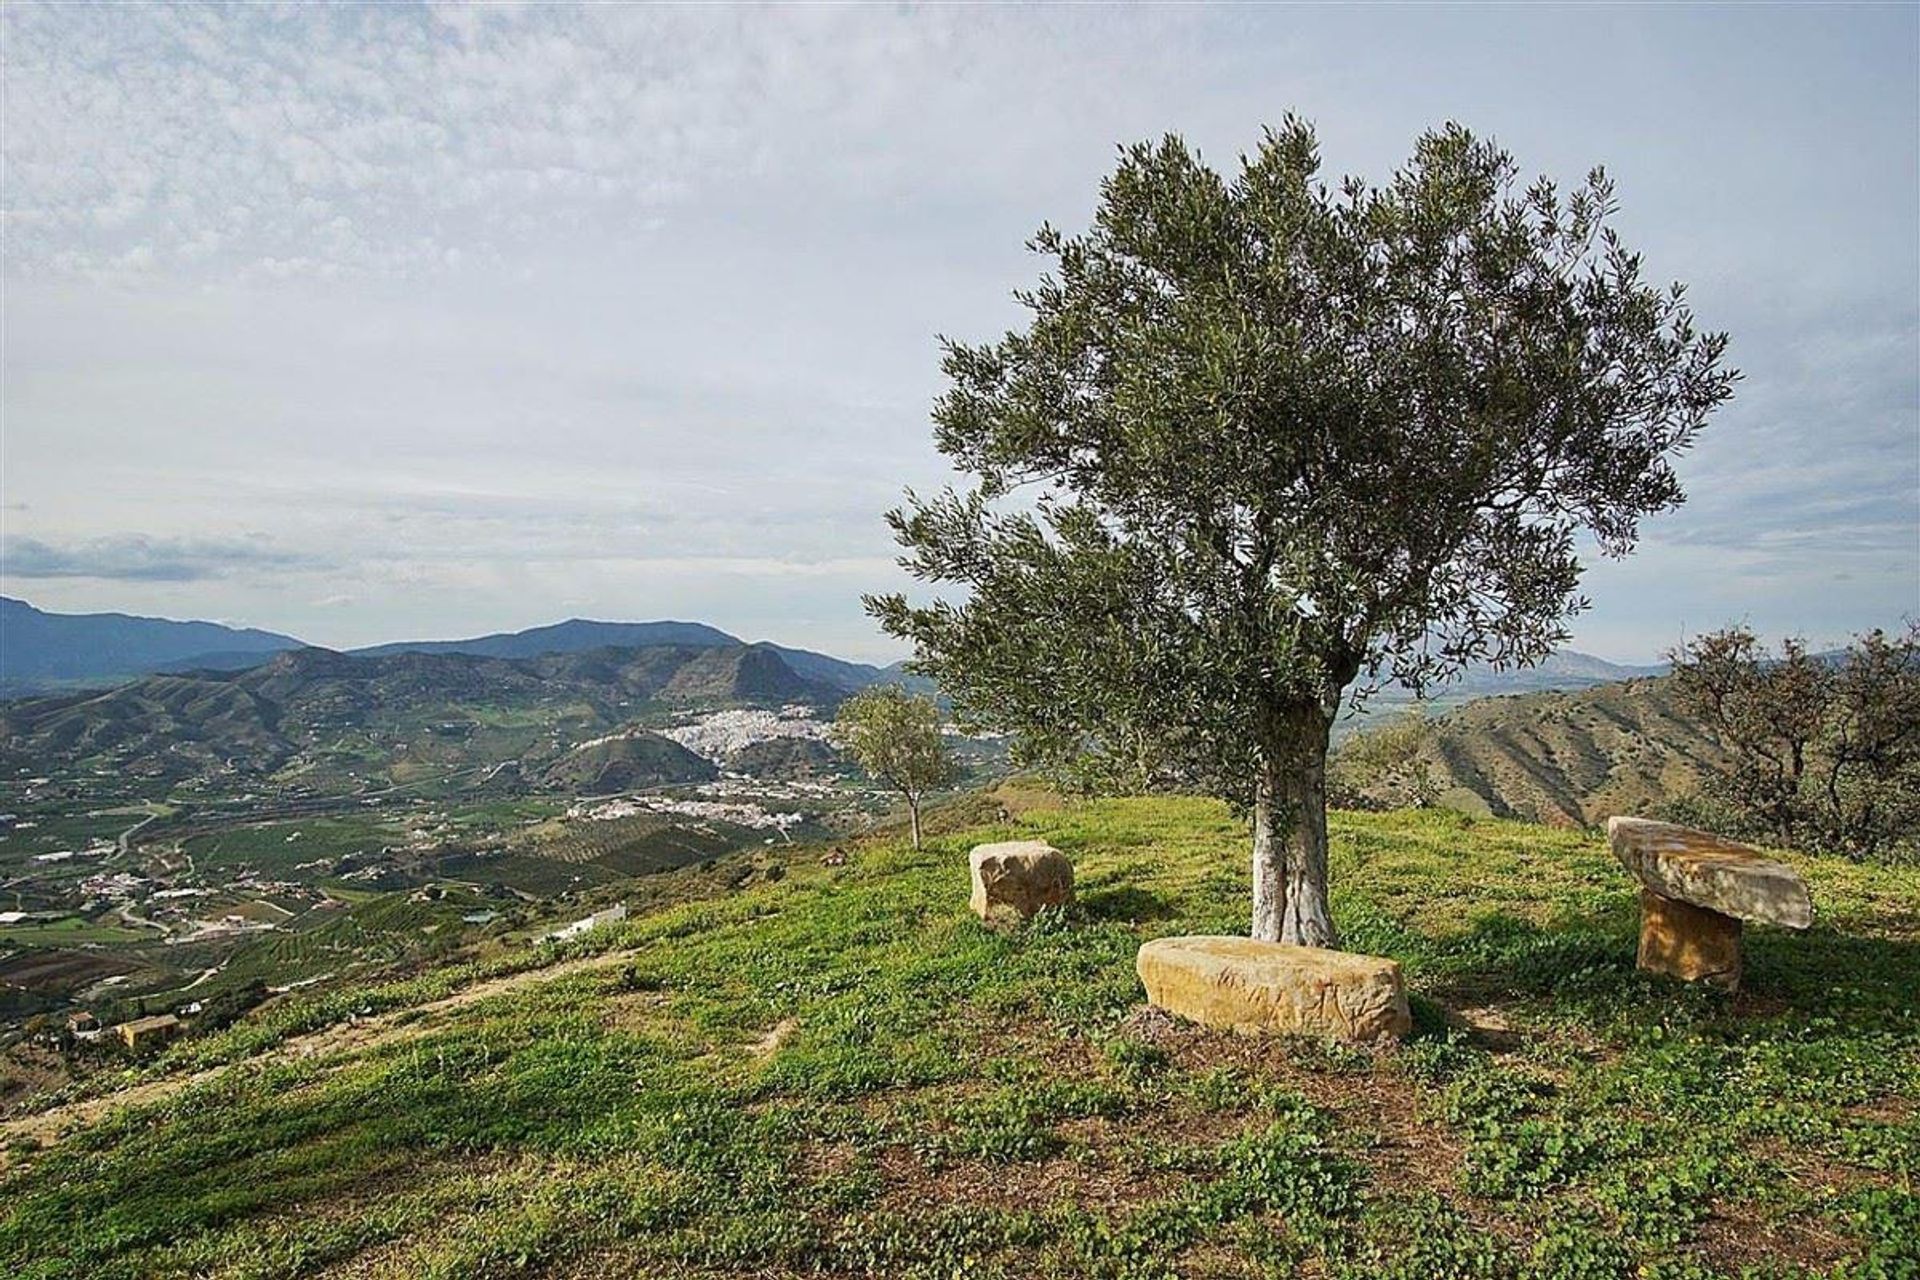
[0,642,846,787]
[0,596,302,691]
[2,595,1708,820]
[1,596,1661,703]
[0,597,917,699]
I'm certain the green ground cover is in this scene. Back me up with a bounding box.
[179,815,410,874]
[1,797,1914,1279]
[513,813,747,877]
[434,850,627,897]
[0,811,120,866]
[0,917,154,946]
[187,892,492,996]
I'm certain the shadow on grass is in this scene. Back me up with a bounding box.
[1744,925,1920,1020]
[1410,906,1920,1034]
[1076,883,1181,924]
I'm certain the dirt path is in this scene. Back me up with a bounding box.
[1,949,640,1163]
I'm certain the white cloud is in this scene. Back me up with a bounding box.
[2,533,320,582]
[1,3,1914,663]
[0,4,1196,283]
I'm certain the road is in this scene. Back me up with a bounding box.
[115,811,159,856]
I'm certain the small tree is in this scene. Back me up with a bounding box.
[832,685,957,849]
[1670,625,1920,861]
[1667,628,1829,846]
[870,120,1735,945]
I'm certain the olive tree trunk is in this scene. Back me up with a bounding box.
[1250,702,1338,948]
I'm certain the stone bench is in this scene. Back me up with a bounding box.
[1136,936,1412,1042]
[969,840,1074,921]
[1608,816,1812,990]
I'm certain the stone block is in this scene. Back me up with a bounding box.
[1609,817,1814,992]
[1636,888,1743,988]
[1608,817,1812,928]
[969,841,1073,921]
[1136,935,1411,1043]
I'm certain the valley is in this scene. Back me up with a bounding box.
[0,639,998,1055]
[0,607,1713,1059]
[0,599,1817,1110]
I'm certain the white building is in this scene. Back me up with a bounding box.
[543,903,627,942]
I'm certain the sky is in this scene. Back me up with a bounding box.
[2,3,1916,664]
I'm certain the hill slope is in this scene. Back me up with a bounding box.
[0,643,846,785]
[2,797,1912,1278]
[1417,675,1730,826]
[0,597,301,693]
[538,732,719,792]
[352,617,737,659]
[354,620,907,694]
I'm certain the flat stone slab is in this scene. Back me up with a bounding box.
[969,841,1073,921]
[1136,936,1412,1043]
[1608,817,1812,929]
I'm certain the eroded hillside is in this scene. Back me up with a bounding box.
[1420,676,1731,826]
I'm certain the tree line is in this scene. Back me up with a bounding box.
[1667,624,1919,863]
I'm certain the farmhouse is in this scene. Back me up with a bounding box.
[115,1012,181,1050]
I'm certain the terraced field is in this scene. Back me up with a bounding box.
[179,814,413,875]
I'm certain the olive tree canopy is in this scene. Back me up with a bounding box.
[869,120,1735,944]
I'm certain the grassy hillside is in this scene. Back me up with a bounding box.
[2,795,1915,1279]
[1420,676,1731,826]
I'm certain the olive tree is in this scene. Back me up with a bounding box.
[832,685,956,849]
[868,120,1735,945]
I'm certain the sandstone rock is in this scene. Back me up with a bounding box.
[1636,888,1743,988]
[1609,817,1813,992]
[1608,817,1812,929]
[1135,936,1412,1043]
[968,841,1073,921]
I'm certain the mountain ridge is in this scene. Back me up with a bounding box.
[0,596,302,692]
[0,641,849,786]
[0,598,917,699]
[3,594,1665,708]
[351,617,738,659]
